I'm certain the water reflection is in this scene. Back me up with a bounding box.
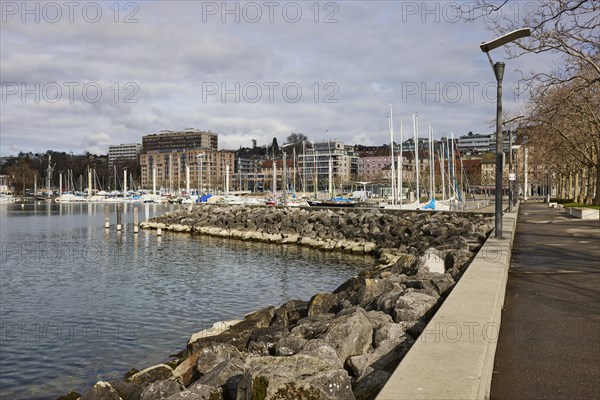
[0,202,371,399]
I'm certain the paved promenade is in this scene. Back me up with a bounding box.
[491,202,600,399]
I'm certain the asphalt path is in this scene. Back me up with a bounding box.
[490,203,600,399]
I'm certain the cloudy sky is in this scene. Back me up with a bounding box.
[1,1,555,156]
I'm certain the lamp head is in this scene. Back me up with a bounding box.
[480,28,531,52]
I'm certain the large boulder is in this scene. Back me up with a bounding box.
[307,292,340,316]
[352,370,392,400]
[297,339,343,368]
[275,334,307,356]
[290,314,336,340]
[347,335,413,376]
[196,343,243,375]
[269,300,308,328]
[197,358,245,397]
[393,291,438,322]
[417,248,445,274]
[236,355,355,400]
[321,309,373,363]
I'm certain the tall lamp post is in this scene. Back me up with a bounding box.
[480,28,530,238]
[502,115,524,212]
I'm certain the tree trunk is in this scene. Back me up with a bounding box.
[585,167,592,204]
[574,171,580,203]
[568,171,573,200]
[594,163,600,205]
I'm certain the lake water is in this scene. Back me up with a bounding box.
[0,202,371,399]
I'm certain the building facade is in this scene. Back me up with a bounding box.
[108,143,141,169]
[142,129,218,152]
[139,129,233,193]
[140,149,235,194]
[298,141,359,193]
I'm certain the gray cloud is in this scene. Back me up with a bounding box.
[1,1,556,155]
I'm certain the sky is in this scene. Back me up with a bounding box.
[0,1,556,156]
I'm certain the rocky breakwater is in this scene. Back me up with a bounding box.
[63,206,493,400]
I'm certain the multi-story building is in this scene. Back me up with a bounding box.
[457,131,517,153]
[359,148,392,181]
[108,143,141,169]
[142,129,218,152]
[298,140,359,193]
[140,149,235,194]
[139,129,233,193]
[457,132,491,152]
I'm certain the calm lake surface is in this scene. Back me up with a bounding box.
[0,202,372,399]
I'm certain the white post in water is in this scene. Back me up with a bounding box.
[116,203,122,231]
[133,207,139,233]
[225,164,230,194]
[59,172,63,196]
[152,167,157,195]
[105,205,110,229]
[186,165,190,194]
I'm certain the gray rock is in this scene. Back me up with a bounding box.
[236,355,355,400]
[79,381,123,400]
[393,292,438,322]
[247,326,288,355]
[353,370,392,400]
[374,323,405,347]
[290,314,336,340]
[127,364,174,387]
[321,309,373,363]
[307,292,340,316]
[298,339,343,368]
[367,288,404,315]
[165,383,223,400]
[109,379,144,400]
[140,380,183,400]
[196,343,243,375]
[429,274,455,296]
[270,299,308,328]
[348,336,413,376]
[275,334,307,356]
[364,311,394,331]
[198,358,244,396]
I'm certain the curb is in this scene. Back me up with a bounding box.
[376,204,519,400]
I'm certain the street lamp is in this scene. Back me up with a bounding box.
[480,28,531,238]
[502,115,524,212]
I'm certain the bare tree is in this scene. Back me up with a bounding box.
[461,0,599,203]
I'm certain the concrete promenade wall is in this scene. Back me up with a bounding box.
[376,205,519,400]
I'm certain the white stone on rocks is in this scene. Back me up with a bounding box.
[188,320,241,345]
[418,248,445,273]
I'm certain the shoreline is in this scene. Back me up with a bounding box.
[61,205,493,400]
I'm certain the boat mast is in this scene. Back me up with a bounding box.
[429,123,434,200]
[399,121,403,205]
[413,113,420,202]
[388,104,395,205]
[440,143,446,201]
